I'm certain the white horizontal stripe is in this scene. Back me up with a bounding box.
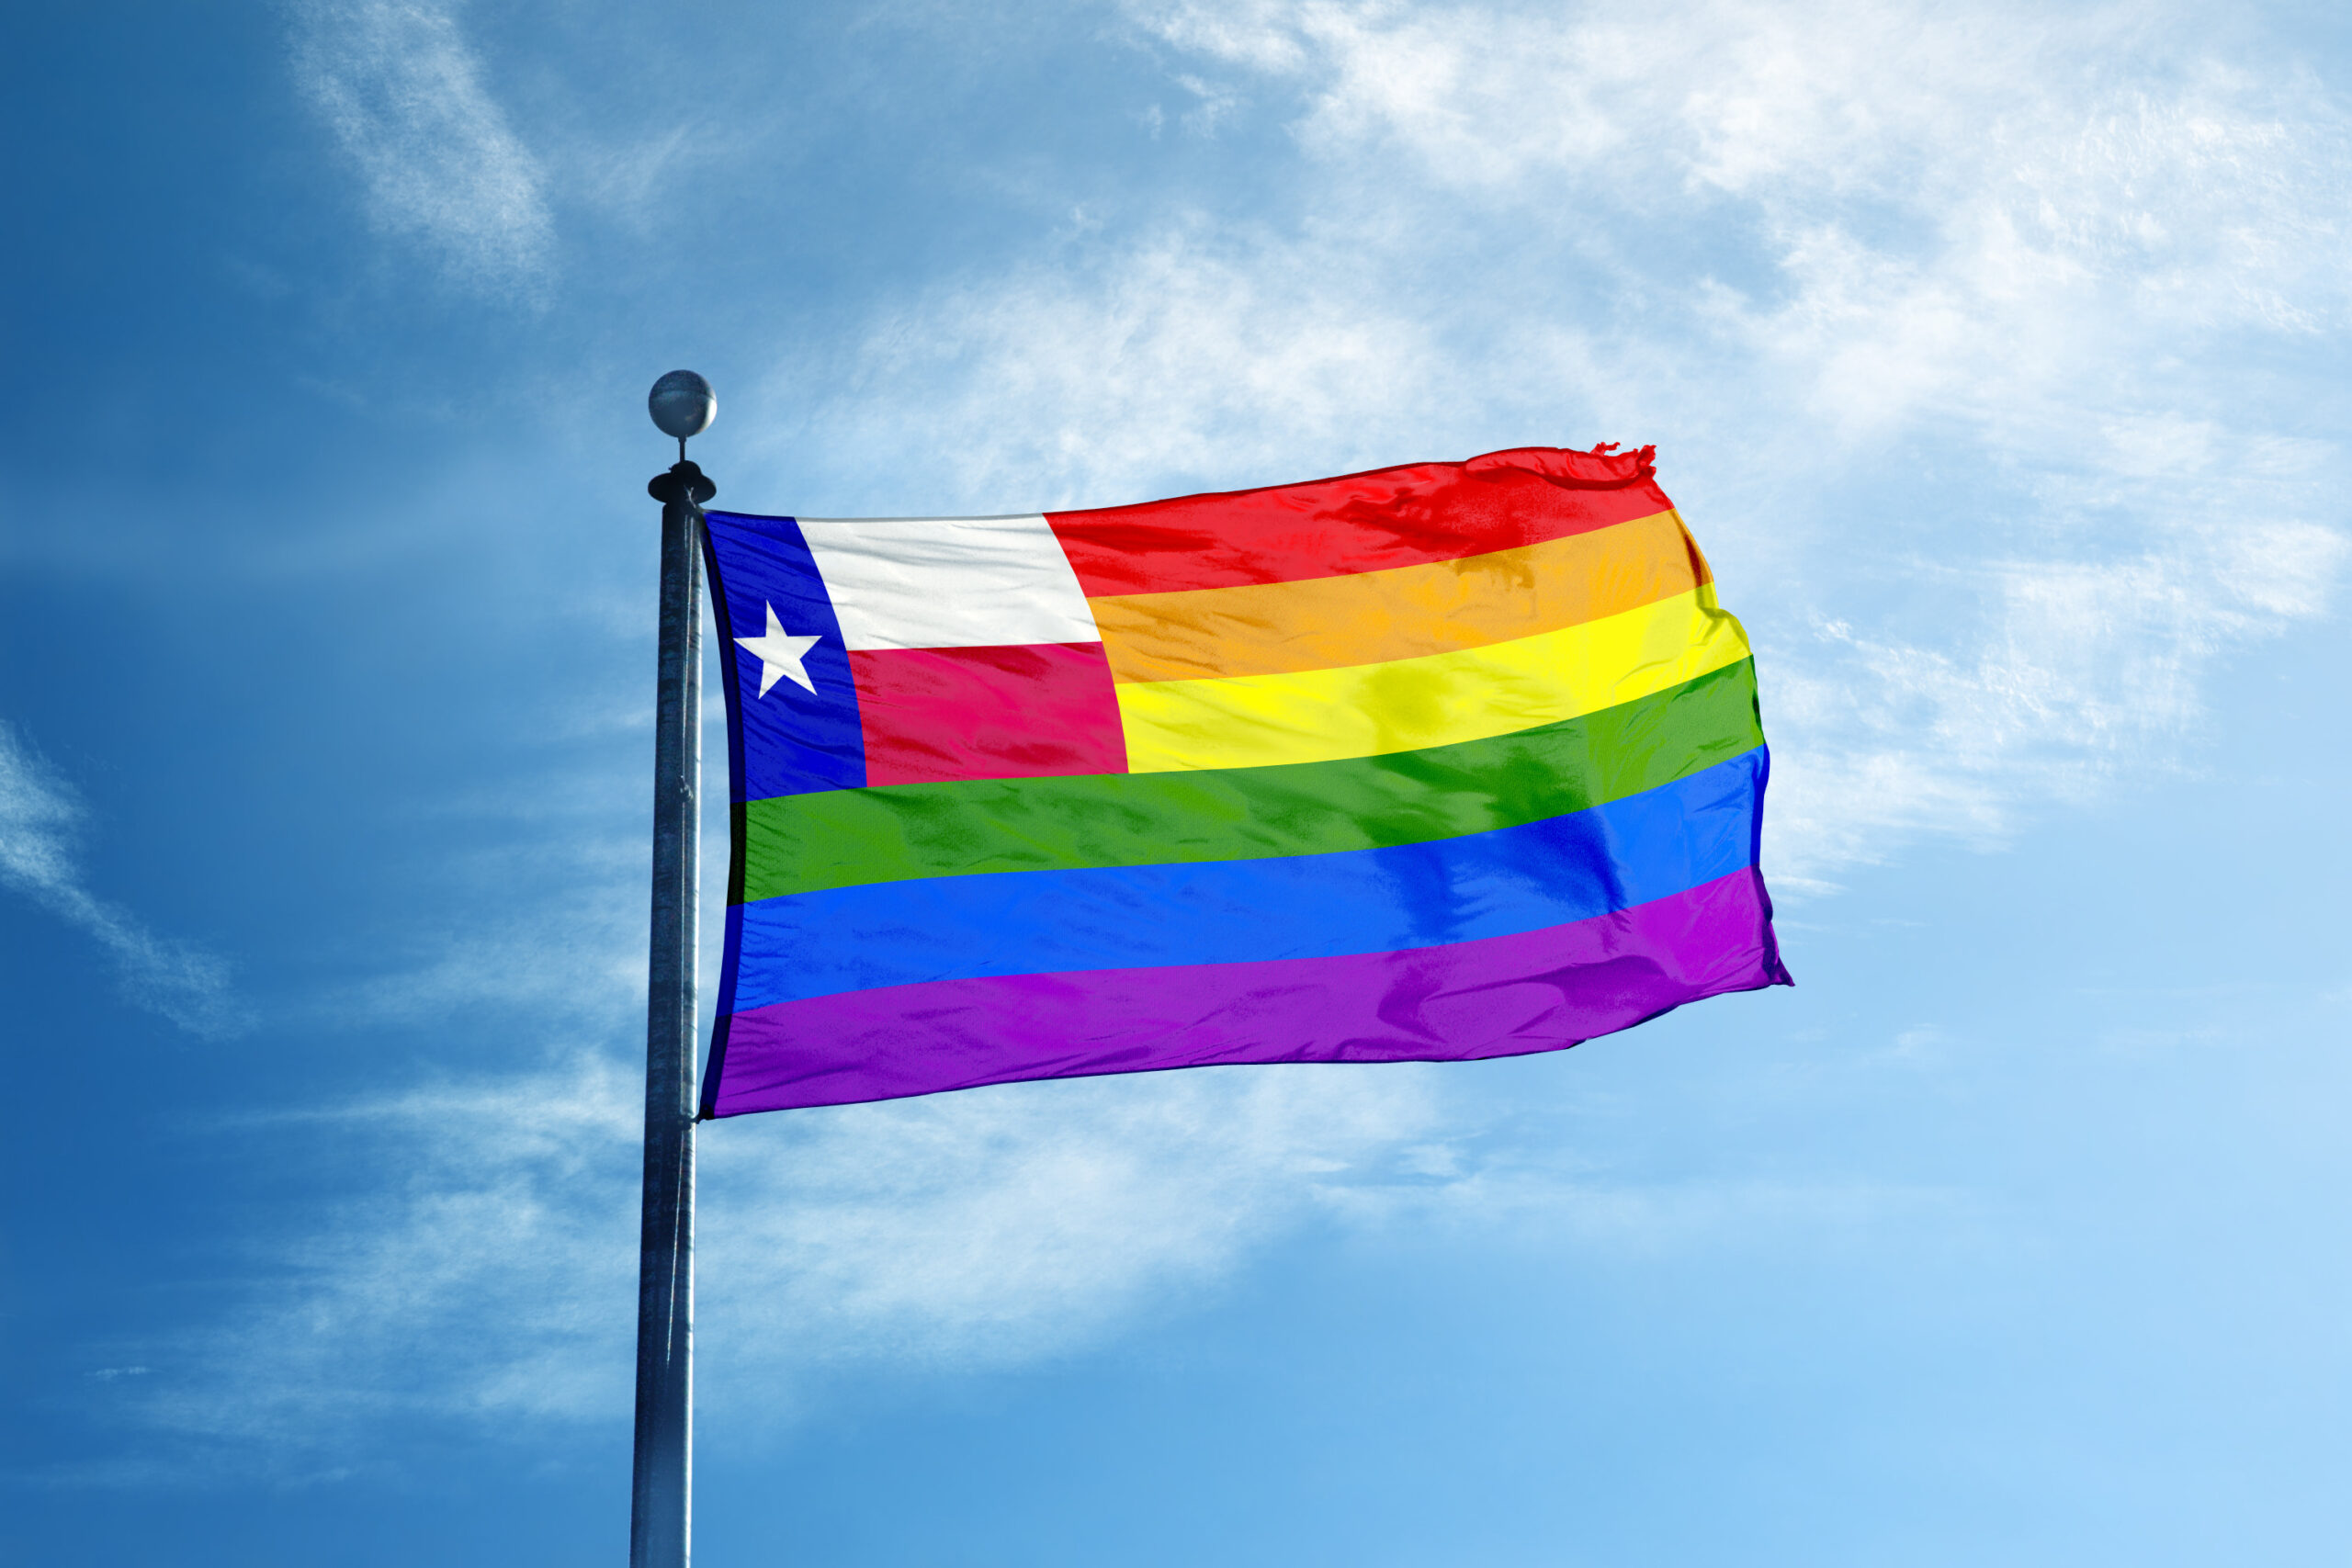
[797,513,1101,651]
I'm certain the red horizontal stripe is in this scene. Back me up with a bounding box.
[850,642,1126,786]
[1046,445,1671,596]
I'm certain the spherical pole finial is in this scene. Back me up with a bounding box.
[649,369,716,454]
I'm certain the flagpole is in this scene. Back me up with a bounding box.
[634,370,717,1568]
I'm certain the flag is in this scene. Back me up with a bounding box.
[697,445,1790,1115]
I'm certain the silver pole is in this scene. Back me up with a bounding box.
[633,372,717,1568]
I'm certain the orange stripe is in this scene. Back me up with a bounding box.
[1089,508,1710,685]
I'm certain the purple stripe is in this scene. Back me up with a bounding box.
[708,867,1791,1114]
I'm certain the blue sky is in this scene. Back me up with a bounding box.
[4,0,2350,1562]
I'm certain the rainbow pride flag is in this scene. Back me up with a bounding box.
[697,445,1790,1116]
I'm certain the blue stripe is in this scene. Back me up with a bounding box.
[728,747,1768,1010]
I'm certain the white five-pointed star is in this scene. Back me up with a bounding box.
[735,602,822,697]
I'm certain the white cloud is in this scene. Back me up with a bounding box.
[699,1058,1439,1382]
[133,1060,639,1455]
[124,1043,1966,1476]
[291,0,553,292]
[119,1044,1953,1471]
[777,0,2352,879]
[778,219,1463,512]
[0,722,244,1037]
[124,1055,1443,1463]
[1766,436,2348,880]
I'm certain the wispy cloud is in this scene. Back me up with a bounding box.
[699,1058,1438,1382]
[1768,449,2347,879]
[774,0,2352,882]
[118,1055,1442,1466]
[291,0,553,293]
[785,219,1461,510]
[0,723,244,1037]
[110,1043,1964,1473]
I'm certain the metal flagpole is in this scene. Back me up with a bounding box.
[634,369,717,1568]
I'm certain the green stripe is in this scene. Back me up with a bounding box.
[740,658,1762,901]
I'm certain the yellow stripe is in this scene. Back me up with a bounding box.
[1115,586,1753,773]
[1090,509,1705,684]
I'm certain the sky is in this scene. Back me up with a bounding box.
[4,0,2351,1562]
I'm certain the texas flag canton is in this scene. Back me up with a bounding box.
[705,511,1122,797]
